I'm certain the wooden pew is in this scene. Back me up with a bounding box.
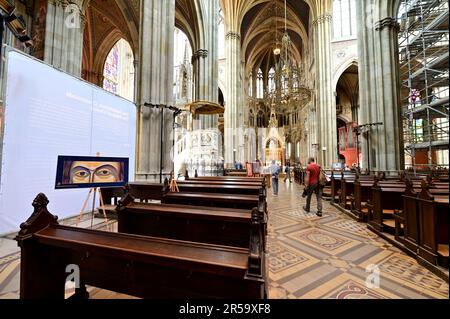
[368,178,414,234]
[340,176,364,209]
[16,194,266,299]
[127,181,268,241]
[162,191,266,212]
[352,178,374,221]
[369,180,448,235]
[401,180,449,262]
[98,186,126,215]
[174,182,265,197]
[224,169,248,177]
[127,180,266,213]
[188,175,272,189]
[293,166,303,184]
[177,179,263,187]
[117,194,265,251]
[352,174,445,222]
[126,182,164,202]
[340,174,375,216]
[188,176,265,183]
[417,182,449,268]
[321,170,333,200]
[330,171,356,204]
[399,180,420,251]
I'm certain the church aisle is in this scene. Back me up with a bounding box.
[267,181,449,299]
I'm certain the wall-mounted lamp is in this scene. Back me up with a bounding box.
[1,0,34,69]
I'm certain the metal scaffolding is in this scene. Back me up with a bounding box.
[398,0,449,172]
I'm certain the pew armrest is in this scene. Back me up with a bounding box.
[365,202,373,220]
[393,210,404,239]
[348,195,355,210]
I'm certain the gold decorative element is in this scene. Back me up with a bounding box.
[187,100,225,115]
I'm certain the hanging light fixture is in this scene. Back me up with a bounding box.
[266,0,311,117]
[273,1,281,55]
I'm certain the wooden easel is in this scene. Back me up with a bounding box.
[169,171,179,192]
[76,187,108,228]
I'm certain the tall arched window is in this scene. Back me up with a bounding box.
[333,0,357,40]
[268,67,275,94]
[256,69,264,99]
[249,109,255,127]
[257,111,265,127]
[173,28,193,103]
[103,39,135,101]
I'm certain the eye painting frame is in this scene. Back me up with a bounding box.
[55,155,129,189]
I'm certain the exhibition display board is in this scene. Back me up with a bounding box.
[0,50,136,235]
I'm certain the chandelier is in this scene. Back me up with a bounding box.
[267,0,311,113]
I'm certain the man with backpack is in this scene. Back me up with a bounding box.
[303,157,323,217]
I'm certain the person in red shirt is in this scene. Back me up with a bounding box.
[303,157,323,217]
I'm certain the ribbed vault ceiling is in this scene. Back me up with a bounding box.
[240,0,310,73]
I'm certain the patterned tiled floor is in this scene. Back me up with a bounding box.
[266,181,448,299]
[0,182,448,299]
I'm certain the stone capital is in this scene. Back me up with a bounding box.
[374,17,400,31]
[312,14,332,27]
[191,49,208,63]
[225,31,241,40]
[51,0,86,8]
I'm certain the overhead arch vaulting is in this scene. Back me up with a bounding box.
[175,0,202,52]
[82,0,139,85]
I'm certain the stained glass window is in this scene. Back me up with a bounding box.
[103,45,119,95]
[257,69,264,99]
[103,39,135,101]
[268,68,276,93]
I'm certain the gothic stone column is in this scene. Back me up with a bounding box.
[224,31,243,167]
[44,0,87,76]
[136,0,175,181]
[192,49,215,130]
[313,13,337,168]
[357,0,403,172]
[192,0,220,130]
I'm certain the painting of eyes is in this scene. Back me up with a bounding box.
[56,156,128,189]
[70,167,91,183]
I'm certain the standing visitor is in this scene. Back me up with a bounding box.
[254,158,262,177]
[284,161,292,183]
[303,157,323,217]
[270,160,280,196]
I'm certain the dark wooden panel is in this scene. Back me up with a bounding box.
[117,196,265,250]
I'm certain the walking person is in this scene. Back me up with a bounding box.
[283,161,292,183]
[303,157,323,217]
[270,160,280,196]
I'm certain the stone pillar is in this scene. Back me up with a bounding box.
[44,0,87,76]
[252,69,257,99]
[313,13,337,168]
[224,31,242,167]
[191,49,208,130]
[136,0,175,182]
[357,0,404,172]
[192,0,219,130]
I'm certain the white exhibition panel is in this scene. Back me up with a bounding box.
[0,51,136,235]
